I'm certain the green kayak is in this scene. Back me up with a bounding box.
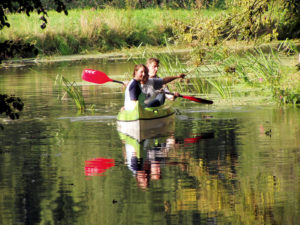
[116,102,175,141]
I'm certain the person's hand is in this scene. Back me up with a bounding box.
[173,92,180,98]
[159,88,165,93]
[123,80,129,87]
[178,73,186,79]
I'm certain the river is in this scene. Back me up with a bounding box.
[0,57,300,225]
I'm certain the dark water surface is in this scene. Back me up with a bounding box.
[1,59,300,225]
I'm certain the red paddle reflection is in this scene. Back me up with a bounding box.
[184,133,214,144]
[85,158,115,176]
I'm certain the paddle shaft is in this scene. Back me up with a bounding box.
[164,92,213,104]
[112,80,124,85]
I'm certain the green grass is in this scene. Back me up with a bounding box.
[0,8,222,56]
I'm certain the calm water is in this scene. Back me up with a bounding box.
[1,58,300,225]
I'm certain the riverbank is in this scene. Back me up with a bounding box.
[2,39,299,67]
[0,46,191,67]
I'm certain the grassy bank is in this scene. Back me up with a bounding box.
[133,41,300,105]
[0,8,223,57]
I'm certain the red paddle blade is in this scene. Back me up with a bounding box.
[181,95,213,104]
[82,69,113,84]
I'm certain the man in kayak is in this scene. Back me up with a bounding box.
[143,58,185,107]
[147,58,173,99]
[124,64,186,110]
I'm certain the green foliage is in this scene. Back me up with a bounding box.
[171,0,300,49]
[0,40,38,60]
[0,94,24,120]
[274,88,300,104]
[0,0,67,30]
[0,0,68,62]
[207,78,232,99]
[41,0,226,10]
[277,38,298,56]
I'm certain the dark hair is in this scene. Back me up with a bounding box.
[133,64,148,77]
[146,58,159,66]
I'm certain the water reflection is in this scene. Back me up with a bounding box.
[119,130,215,190]
[1,58,300,224]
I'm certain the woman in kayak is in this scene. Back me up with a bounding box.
[124,64,148,111]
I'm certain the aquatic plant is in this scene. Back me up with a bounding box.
[55,75,86,111]
[206,78,232,99]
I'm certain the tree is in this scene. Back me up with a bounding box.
[0,0,68,122]
[0,0,68,63]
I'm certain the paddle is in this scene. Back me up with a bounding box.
[82,69,213,104]
[82,69,124,85]
[164,92,213,104]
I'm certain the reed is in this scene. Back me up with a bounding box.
[189,76,210,95]
[55,75,86,111]
[185,44,300,103]
[206,78,232,99]
[243,48,281,87]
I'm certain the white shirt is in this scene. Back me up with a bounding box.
[124,79,146,110]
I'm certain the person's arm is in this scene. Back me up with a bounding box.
[162,73,186,84]
[129,81,141,101]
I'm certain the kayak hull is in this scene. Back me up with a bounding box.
[117,103,175,141]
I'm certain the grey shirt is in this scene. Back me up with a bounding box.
[141,78,164,105]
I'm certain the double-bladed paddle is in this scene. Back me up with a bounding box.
[82,69,213,104]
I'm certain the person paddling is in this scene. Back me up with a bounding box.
[146,57,184,102]
[141,59,186,107]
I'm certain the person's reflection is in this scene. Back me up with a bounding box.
[121,133,176,189]
[125,142,150,189]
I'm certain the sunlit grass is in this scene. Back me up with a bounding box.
[1,8,219,56]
